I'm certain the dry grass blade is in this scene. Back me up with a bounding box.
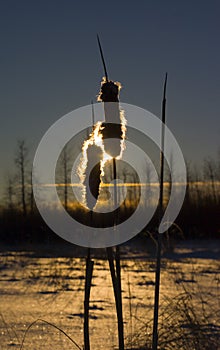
[20,318,82,350]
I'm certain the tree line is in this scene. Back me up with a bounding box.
[0,139,219,245]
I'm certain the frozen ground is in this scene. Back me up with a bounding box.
[0,239,219,349]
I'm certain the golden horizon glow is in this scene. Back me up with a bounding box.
[34,180,220,188]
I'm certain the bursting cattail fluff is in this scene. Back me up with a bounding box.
[77,78,127,210]
[98,78,126,158]
[78,123,104,210]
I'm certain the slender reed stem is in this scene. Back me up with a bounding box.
[84,212,94,350]
[107,158,124,350]
[152,73,167,350]
[84,247,94,350]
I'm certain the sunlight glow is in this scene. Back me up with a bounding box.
[77,105,127,209]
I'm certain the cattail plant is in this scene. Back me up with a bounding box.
[97,34,126,350]
[77,35,127,350]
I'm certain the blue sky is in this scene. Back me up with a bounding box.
[0,0,220,197]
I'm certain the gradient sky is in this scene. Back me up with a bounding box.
[0,0,220,199]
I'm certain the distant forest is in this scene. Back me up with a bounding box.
[1,140,219,245]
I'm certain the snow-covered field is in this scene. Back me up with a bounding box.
[0,240,219,349]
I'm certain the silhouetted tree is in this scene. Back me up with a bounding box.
[29,170,34,214]
[203,156,218,204]
[146,162,153,197]
[14,140,29,216]
[5,174,15,211]
[57,144,72,210]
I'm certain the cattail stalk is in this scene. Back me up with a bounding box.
[152,73,168,350]
[97,34,125,350]
[84,214,94,350]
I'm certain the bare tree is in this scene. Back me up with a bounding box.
[5,174,15,211]
[64,146,71,210]
[29,169,34,214]
[203,156,218,204]
[217,148,220,180]
[191,165,202,207]
[57,144,71,210]
[184,160,192,205]
[140,160,157,210]
[15,140,29,216]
